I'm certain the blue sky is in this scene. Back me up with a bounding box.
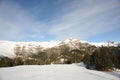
[0,0,120,42]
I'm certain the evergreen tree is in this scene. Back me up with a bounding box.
[0,56,13,67]
[83,54,92,69]
[93,47,113,70]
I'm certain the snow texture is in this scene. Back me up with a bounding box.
[0,63,120,80]
[0,40,61,58]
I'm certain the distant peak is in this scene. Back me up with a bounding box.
[64,37,87,43]
[65,37,78,41]
[69,37,75,40]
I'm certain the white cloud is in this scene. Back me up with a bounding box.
[0,1,47,41]
[49,0,120,40]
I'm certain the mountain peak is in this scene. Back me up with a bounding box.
[65,37,78,42]
[64,37,87,43]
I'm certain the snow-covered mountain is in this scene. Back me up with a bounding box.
[0,41,15,58]
[0,38,119,58]
[90,42,119,47]
[0,40,61,58]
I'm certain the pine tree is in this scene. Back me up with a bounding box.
[92,47,113,71]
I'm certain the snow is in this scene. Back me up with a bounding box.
[0,41,16,58]
[90,42,108,47]
[90,42,119,47]
[0,63,119,80]
[16,41,61,48]
[64,37,87,43]
[0,40,61,58]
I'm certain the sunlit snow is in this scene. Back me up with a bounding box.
[0,63,119,80]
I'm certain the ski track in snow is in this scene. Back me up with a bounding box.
[0,64,120,80]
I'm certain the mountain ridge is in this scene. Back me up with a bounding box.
[0,38,119,58]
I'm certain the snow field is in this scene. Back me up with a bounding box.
[0,64,120,80]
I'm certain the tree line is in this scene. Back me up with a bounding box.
[83,46,120,71]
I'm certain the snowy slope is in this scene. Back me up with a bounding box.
[0,63,119,80]
[0,41,16,57]
[0,41,61,57]
[90,42,108,47]
[16,41,61,48]
[90,42,119,47]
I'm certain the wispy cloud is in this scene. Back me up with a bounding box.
[0,0,120,41]
[49,0,120,40]
[0,1,48,41]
